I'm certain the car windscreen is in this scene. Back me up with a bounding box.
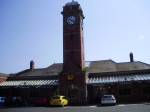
[102,95,113,98]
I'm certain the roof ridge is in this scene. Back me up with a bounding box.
[136,61,150,66]
[117,61,138,64]
[85,59,116,63]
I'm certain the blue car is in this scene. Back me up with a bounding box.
[0,97,5,106]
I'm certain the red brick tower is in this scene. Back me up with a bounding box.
[59,1,87,105]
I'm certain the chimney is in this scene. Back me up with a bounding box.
[30,60,35,70]
[129,52,134,62]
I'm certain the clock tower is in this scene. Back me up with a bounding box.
[59,1,87,105]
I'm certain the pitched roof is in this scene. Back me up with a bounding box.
[87,60,117,73]
[117,61,150,71]
[0,73,8,77]
[9,60,150,77]
[87,60,150,73]
[14,63,63,77]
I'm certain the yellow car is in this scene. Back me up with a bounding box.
[50,95,69,106]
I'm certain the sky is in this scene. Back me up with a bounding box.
[0,0,150,74]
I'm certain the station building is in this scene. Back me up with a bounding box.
[0,1,150,105]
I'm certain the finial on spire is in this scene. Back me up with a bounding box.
[65,0,78,6]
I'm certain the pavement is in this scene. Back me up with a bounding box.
[0,103,150,112]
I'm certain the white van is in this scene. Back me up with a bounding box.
[101,95,116,105]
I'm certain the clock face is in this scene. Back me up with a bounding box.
[67,16,76,25]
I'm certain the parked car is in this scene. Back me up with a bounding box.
[101,95,116,105]
[0,97,5,106]
[49,95,68,107]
